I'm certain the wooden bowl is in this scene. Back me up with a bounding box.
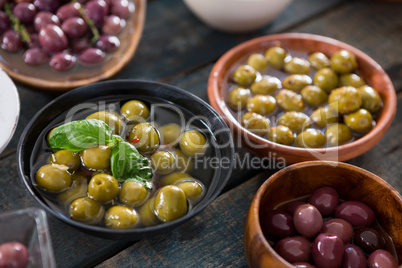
[0,0,146,91]
[208,33,397,164]
[244,161,402,267]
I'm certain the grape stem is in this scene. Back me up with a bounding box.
[4,3,31,43]
[78,6,100,44]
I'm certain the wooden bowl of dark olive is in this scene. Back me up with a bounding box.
[16,80,234,240]
[208,33,397,164]
[244,161,402,268]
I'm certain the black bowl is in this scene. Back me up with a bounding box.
[17,80,234,240]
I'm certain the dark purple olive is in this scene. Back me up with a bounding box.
[312,233,344,268]
[354,227,386,254]
[71,38,92,52]
[56,2,82,21]
[39,24,68,53]
[293,263,316,268]
[28,33,40,48]
[294,204,323,238]
[111,0,134,19]
[102,15,126,35]
[96,35,120,52]
[0,242,29,268]
[50,52,77,71]
[321,218,353,244]
[61,17,88,38]
[0,11,10,33]
[1,30,23,53]
[33,0,61,12]
[79,48,106,64]
[275,236,311,263]
[286,201,306,216]
[0,0,5,9]
[368,249,398,268]
[334,201,375,227]
[85,0,109,24]
[23,47,49,66]
[308,186,339,217]
[13,3,37,24]
[34,11,60,32]
[260,210,295,239]
[342,244,367,268]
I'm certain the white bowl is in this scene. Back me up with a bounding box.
[183,0,293,33]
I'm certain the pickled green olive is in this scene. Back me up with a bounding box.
[105,205,138,229]
[120,100,149,122]
[179,130,208,158]
[36,164,72,192]
[119,181,149,207]
[325,123,353,146]
[176,180,204,202]
[301,85,328,107]
[58,172,88,204]
[69,197,104,224]
[308,52,330,70]
[283,57,311,75]
[159,123,182,145]
[310,106,339,128]
[172,149,194,172]
[250,76,281,95]
[282,74,312,92]
[87,173,119,203]
[265,46,286,69]
[340,73,365,88]
[344,108,374,132]
[154,185,188,222]
[278,111,311,133]
[267,125,294,145]
[50,149,80,172]
[247,53,267,71]
[295,129,326,148]
[241,112,270,136]
[160,171,194,186]
[80,145,112,170]
[313,68,339,92]
[227,86,251,111]
[138,197,160,227]
[128,122,160,154]
[232,65,257,86]
[86,111,122,135]
[246,95,276,115]
[359,85,382,113]
[329,86,362,114]
[330,50,358,74]
[275,89,305,112]
[150,150,176,174]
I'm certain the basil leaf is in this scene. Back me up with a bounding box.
[49,119,115,151]
[110,141,153,190]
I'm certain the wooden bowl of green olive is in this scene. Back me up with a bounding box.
[208,33,397,164]
[17,80,234,240]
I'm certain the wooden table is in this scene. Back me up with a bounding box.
[1,0,401,267]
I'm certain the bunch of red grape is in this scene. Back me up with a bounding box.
[0,0,134,71]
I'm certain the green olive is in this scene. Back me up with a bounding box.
[80,145,112,170]
[105,205,138,229]
[154,185,188,222]
[160,172,193,186]
[50,149,80,172]
[329,86,362,114]
[36,164,72,192]
[330,50,358,74]
[176,180,204,202]
[250,76,281,95]
[295,129,326,148]
[227,86,251,111]
[308,52,330,70]
[313,68,339,92]
[119,181,149,207]
[278,111,311,133]
[120,100,149,122]
[310,106,339,128]
[86,111,122,135]
[246,95,276,115]
[283,57,311,75]
[282,74,312,92]
[358,85,382,113]
[128,123,160,154]
[69,197,104,224]
[179,130,208,158]
[172,149,194,173]
[241,112,270,136]
[138,197,159,227]
[246,53,267,71]
[58,172,88,204]
[232,65,257,86]
[150,150,176,174]
[267,125,294,145]
[159,123,182,145]
[275,89,305,112]
[300,85,328,107]
[325,123,353,146]
[264,46,286,69]
[344,108,374,132]
[340,73,365,88]
[87,173,119,203]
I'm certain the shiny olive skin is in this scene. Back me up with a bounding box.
[284,57,311,75]
[80,145,112,170]
[368,249,398,268]
[354,227,386,254]
[246,95,276,115]
[86,111,122,134]
[50,149,80,171]
[329,86,362,114]
[36,164,72,192]
[87,173,119,203]
[260,210,295,239]
[308,52,330,70]
[241,112,270,136]
[227,86,251,111]
[172,149,194,172]
[330,50,358,74]
[275,89,305,112]
[295,129,326,148]
[267,125,294,146]
[69,197,104,224]
[179,130,208,158]
[286,201,306,216]
[282,74,312,92]
[150,150,176,174]
[232,65,257,86]
[176,180,204,202]
[278,111,311,133]
[293,263,316,268]
[58,172,88,204]
[119,181,149,207]
[334,201,375,227]
[264,46,286,69]
[120,100,149,121]
[0,242,29,268]
[321,218,354,244]
[359,85,382,113]
[128,123,160,154]
[275,236,311,263]
[138,197,160,227]
[308,186,339,217]
[250,76,281,95]
[105,205,138,229]
[340,73,365,88]
[310,106,339,128]
[344,108,373,132]
[160,171,193,186]
[246,53,267,71]
[159,123,182,145]
[342,244,367,268]
[154,185,188,222]
[325,123,353,146]
[301,85,328,107]
[293,204,323,238]
[313,68,339,92]
[312,233,344,268]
